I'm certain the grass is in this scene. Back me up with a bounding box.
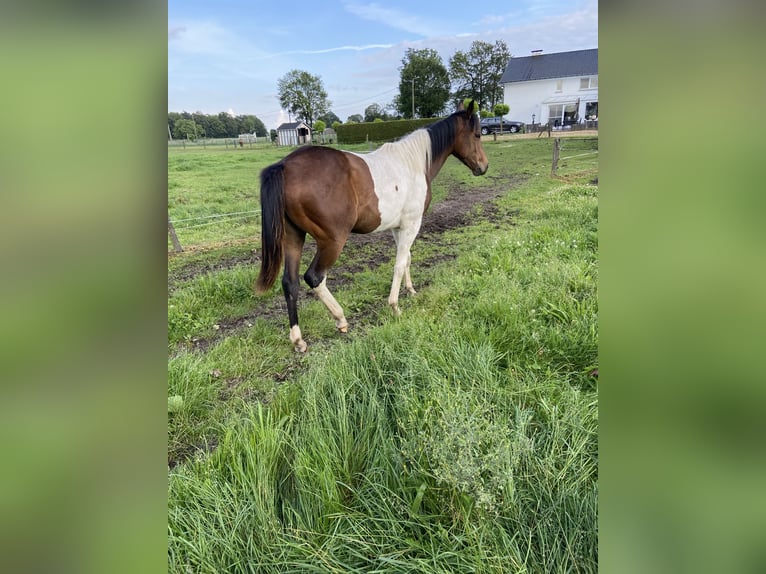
[168,134,598,572]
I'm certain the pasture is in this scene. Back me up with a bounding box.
[168,134,598,572]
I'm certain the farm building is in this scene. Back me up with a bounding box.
[500,48,598,129]
[276,121,311,146]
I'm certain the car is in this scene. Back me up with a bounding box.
[479,116,524,135]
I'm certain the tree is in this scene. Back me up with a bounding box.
[277,69,330,128]
[493,103,510,117]
[364,103,387,122]
[449,40,511,112]
[346,114,363,124]
[313,120,326,133]
[398,48,450,118]
[318,111,341,126]
[173,119,199,140]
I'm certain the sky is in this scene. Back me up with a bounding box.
[168,0,598,132]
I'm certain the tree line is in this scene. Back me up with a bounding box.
[168,111,267,141]
[168,40,512,140]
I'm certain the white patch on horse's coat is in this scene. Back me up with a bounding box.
[353,129,431,233]
[351,128,435,315]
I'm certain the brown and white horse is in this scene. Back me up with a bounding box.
[255,100,488,352]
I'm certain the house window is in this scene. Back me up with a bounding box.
[585,101,598,120]
[555,80,563,92]
[548,102,580,126]
[580,77,597,89]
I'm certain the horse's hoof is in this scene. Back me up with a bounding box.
[294,340,308,353]
[338,325,348,334]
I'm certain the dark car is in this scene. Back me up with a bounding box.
[480,116,524,135]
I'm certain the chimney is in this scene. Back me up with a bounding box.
[531,49,543,56]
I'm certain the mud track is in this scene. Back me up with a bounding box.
[174,176,524,352]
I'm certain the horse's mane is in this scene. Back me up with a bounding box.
[375,111,471,175]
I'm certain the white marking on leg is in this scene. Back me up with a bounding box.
[403,251,416,295]
[290,325,307,353]
[389,223,420,314]
[313,278,348,332]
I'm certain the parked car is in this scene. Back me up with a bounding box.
[480,116,524,135]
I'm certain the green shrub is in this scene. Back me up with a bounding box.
[336,118,438,144]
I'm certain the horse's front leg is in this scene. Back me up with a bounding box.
[388,223,420,315]
[392,229,416,296]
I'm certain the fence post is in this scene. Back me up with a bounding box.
[168,215,183,253]
[551,138,561,176]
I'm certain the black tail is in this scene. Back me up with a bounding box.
[255,163,285,293]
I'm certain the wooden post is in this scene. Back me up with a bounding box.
[168,215,183,253]
[551,138,561,176]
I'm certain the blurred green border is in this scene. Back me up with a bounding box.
[600,6,766,574]
[2,3,765,573]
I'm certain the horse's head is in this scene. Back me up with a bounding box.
[453,100,489,176]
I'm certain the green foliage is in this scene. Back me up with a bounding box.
[277,69,330,127]
[398,48,451,118]
[493,103,510,117]
[449,40,510,111]
[173,118,199,140]
[364,102,390,122]
[168,112,267,139]
[336,117,436,144]
[312,119,326,133]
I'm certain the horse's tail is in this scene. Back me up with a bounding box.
[255,162,285,293]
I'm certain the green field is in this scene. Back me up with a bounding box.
[168,134,598,572]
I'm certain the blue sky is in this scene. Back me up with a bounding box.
[168,0,597,131]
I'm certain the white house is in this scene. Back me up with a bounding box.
[500,48,598,128]
[276,121,311,146]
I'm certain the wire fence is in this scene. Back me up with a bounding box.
[168,135,598,254]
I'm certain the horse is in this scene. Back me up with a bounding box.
[255,100,488,352]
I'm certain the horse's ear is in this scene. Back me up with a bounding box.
[466,100,476,115]
[457,100,465,111]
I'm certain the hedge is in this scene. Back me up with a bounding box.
[336,118,442,144]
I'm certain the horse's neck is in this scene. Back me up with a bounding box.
[386,129,451,184]
[426,147,451,183]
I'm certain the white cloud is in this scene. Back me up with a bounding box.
[253,43,394,61]
[344,2,436,37]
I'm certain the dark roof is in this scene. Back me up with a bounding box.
[276,121,310,130]
[500,48,598,84]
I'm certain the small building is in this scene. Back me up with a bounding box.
[276,121,311,146]
[500,48,598,128]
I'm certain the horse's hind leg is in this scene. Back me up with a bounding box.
[282,221,307,352]
[304,237,349,333]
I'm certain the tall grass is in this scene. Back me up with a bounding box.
[168,137,597,572]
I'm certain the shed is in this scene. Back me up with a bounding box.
[276,121,311,146]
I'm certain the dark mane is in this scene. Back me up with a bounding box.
[425,110,476,161]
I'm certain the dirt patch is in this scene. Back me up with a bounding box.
[177,177,525,353]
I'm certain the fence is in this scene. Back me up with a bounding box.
[168,134,598,253]
[168,136,273,150]
[526,119,598,134]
